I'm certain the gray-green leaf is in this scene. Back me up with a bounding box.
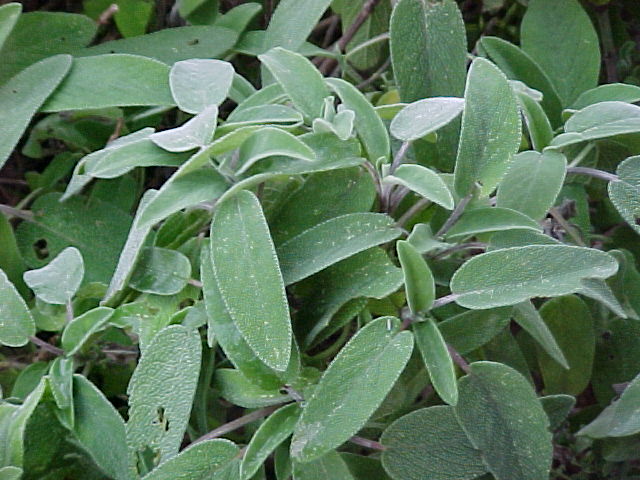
[609,155,640,234]
[390,97,464,142]
[512,301,567,369]
[384,165,454,210]
[444,207,541,241]
[397,240,435,314]
[61,306,114,356]
[414,319,457,405]
[169,59,234,114]
[23,247,84,305]
[129,247,192,296]
[0,268,35,347]
[150,105,218,152]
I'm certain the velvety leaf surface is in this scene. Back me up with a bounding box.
[397,240,435,314]
[609,155,640,234]
[169,59,234,113]
[0,3,20,51]
[439,307,512,355]
[444,207,541,241]
[0,269,35,347]
[23,247,84,305]
[414,319,457,405]
[571,83,640,110]
[129,247,192,295]
[384,165,454,210]
[292,450,355,480]
[61,306,114,355]
[390,97,464,142]
[263,0,332,52]
[150,105,218,152]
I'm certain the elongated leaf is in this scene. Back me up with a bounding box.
[259,48,329,121]
[444,207,541,240]
[384,164,454,210]
[0,466,22,480]
[61,307,114,355]
[381,406,487,480]
[439,307,512,355]
[241,404,301,479]
[390,97,464,142]
[293,450,355,480]
[496,151,566,220]
[579,278,627,319]
[291,317,413,463]
[263,0,332,52]
[0,3,20,51]
[169,59,234,114]
[516,90,553,150]
[455,362,553,480]
[143,439,239,480]
[48,356,74,428]
[0,54,72,171]
[0,269,35,347]
[451,245,619,309]
[453,58,521,197]
[277,213,401,285]
[397,240,435,314]
[609,155,640,234]
[129,247,191,295]
[5,379,46,466]
[23,247,83,305]
[521,0,600,106]
[126,325,202,462]
[73,375,134,480]
[214,369,289,408]
[572,84,640,110]
[512,301,567,369]
[151,105,218,152]
[414,319,457,405]
[210,190,292,371]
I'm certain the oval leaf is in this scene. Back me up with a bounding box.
[150,105,218,152]
[397,240,435,314]
[384,164,454,210]
[0,268,35,347]
[169,59,234,114]
[444,207,541,241]
[23,247,84,305]
[609,155,640,234]
[61,306,114,356]
[129,247,192,295]
[390,97,464,142]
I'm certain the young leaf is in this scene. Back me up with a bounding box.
[292,450,355,480]
[0,3,21,50]
[23,247,84,305]
[169,59,234,114]
[241,404,301,479]
[450,245,619,309]
[277,213,402,285]
[150,105,218,152]
[609,155,640,235]
[126,325,202,462]
[390,97,464,142]
[259,47,329,121]
[496,151,567,220]
[516,89,553,150]
[210,190,292,371]
[0,268,35,347]
[414,319,458,405]
[455,362,553,480]
[48,357,74,428]
[453,58,521,197]
[263,0,332,52]
[290,317,413,463]
[383,164,454,210]
[397,240,435,314]
[381,406,487,480]
[61,307,114,355]
[0,54,72,171]
[444,207,541,241]
[129,247,192,296]
[571,83,640,110]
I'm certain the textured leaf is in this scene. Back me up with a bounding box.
[496,150,566,220]
[169,59,234,114]
[210,190,292,371]
[0,466,22,480]
[390,97,464,142]
[541,395,576,431]
[277,213,401,285]
[259,48,329,121]
[381,406,486,480]
[61,307,114,355]
[292,450,355,480]
[48,356,74,428]
[220,104,303,132]
[414,319,457,405]
[0,3,21,51]
[0,54,72,171]
[214,368,289,408]
[516,88,553,150]
[609,155,640,234]
[455,362,553,480]
[126,325,202,462]
[451,246,619,309]
[453,58,521,197]
[444,207,541,241]
[23,247,84,305]
[0,268,35,347]
[521,0,600,106]
[291,317,413,462]
[150,105,218,152]
[241,404,302,479]
[42,55,173,111]
[384,165,454,210]
[397,240,435,314]
[263,0,332,52]
[571,83,640,110]
[129,247,192,295]
[439,307,512,355]
[4,379,46,467]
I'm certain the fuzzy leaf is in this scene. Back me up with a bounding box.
[384,165,454,210]
[263,0,332,52]
[397,240,435,314]
[390,97,464,142]
[61,306,114,356]
[150,105,218,152]
[444,207,541,241]
[0,268,35,347]
[609,155,640,234]
[23,247,84,305]
[129,247,192,296]
[169,59,234,114]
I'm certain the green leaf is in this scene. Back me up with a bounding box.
[292,450,355,480]
[455,362,553,480]
[515,89,553,150]
[609,155,640,234]
[521,0,600,106]
[540,394,575,431]
[0,212,27,298]
[0,268,35,347]
[291,317,413,463]
[214,369,289,408]
[445,207,541,241]
[578,278,628,319]
[263,0,332,52]
[150,105,218,152]
[61,306,114,355]
[23,247,84,305]
[4,379,46,467]
[126,325,202,462]
[0,54,72,171]
[571,83,640,110]
[453,58,521,197]
[73,375,134,480]
[496,150,567,220]
[488,229,559,250]
[578,372,640,438]
[397,240,435,314]
[237,127,316,175]
[0,466,22,480]
[259,47,329,121]
[341,453,390,480]
[384,165,454,210]
[390,97,464,142]
[439,307,512,355]
[381,406,487,480]
[451,245,619,309]
[277,213,401,285]
[129,247,192,295]
[143,439,239,480]
[537,296,594,395]
[11,362,48,400]
[169,59,234,114]
[48,357,74,428]
[326,78,390,162]
[78,26,237,64]
[0,3,20,52]
[414,319,457,405]
[210,190,292,371]
[241,404,302,479]
[42,55,173,112]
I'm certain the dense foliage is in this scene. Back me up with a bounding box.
[1,0,640,478]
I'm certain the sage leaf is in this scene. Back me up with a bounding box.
[23,247,84,305]
[515,89,553,150]
[390,97,464,142]
[48,357,74,428]
[263,0,332,52]
[0,3,20,51]
[609,155,640,234]
[0,466,22,480]
[61,306,114,356]
[397,240,435,314]
[445,207,541,241]
[0,269,35,347]
[541,395,576,431]
[453,58,521,197]
[210,190,292,371]
[214,369,289,408]
[451,246,619,309]
[414,319,458,405]
[129,247,192,296]
[290,317,413,463]
[439,307,512,355]
[572,83,640,110]
[292,450,355,480]
[150,105,218,152]
[455,362,553,480]
[169,59,234,114]
[277,213,402,285]
[384,165,454,210]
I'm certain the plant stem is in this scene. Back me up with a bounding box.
[432,294,459,309]
[566,167,619,183]
[447,344,471,374]
[0,204,33,222]
[435,194,473,238]
[193,405,282,444]
[396,198,430,228]
[430,242,487,260]
[349,435,387,451]
[548,207,586,247]
[30,336,63,356]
